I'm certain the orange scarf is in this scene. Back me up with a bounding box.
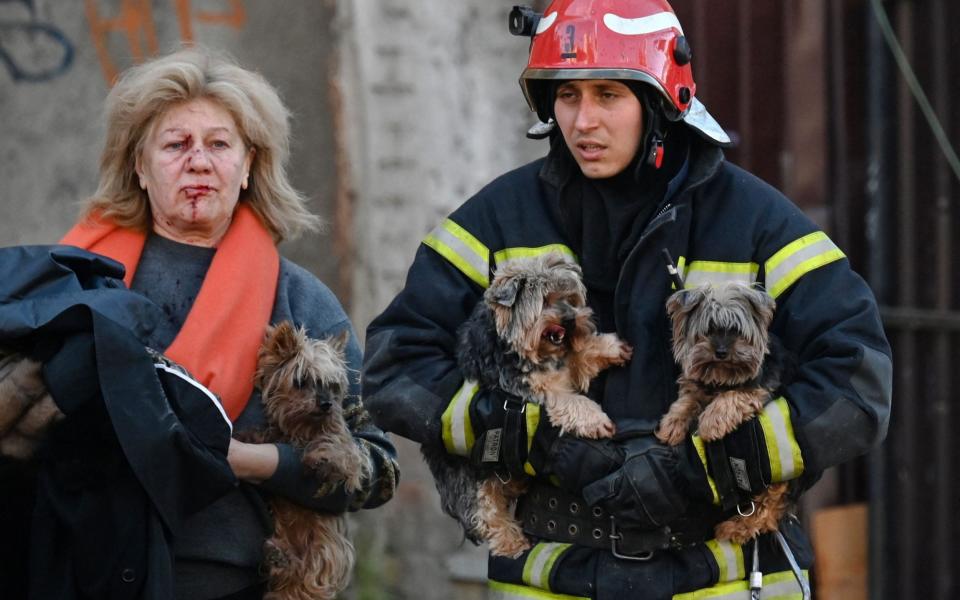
[61,204,279,421]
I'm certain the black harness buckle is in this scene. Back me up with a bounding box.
[608,516,655,561]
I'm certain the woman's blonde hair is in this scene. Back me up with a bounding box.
[84,47,321,242]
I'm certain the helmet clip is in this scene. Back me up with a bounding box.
[647,135,665,169]
[509,6,541,37]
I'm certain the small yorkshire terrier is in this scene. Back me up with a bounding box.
[656,282,793,544]
[423,253,632,558]
[0,350,64,460]
[245,322,370,600]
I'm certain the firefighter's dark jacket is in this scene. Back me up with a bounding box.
[363,137,892,597]
[0,245,235,600]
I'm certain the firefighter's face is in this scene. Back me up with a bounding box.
[554,80,644,179]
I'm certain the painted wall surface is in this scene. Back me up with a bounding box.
[0,0,340,293]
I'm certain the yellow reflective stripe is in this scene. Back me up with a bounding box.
[705,539,745,583]
[691,434,721,505]
[521,542,571,590]
[423,219,490,288]
[441,379,478,456]
[494,244,578,268]
[523,403,542,476]
[757,397,805,482]
[764,231,845,299]
[682,260,759,288]
[672,570,809,600]
[489,580,588,600]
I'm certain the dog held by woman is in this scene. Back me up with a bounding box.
[656,282,795,544]
[422,252,632,557]
[246,322,370,600]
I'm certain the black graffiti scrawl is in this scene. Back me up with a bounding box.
[0,0,74,82]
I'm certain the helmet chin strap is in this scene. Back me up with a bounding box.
[640,91,668,170]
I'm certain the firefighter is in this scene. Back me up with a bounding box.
[363,1,892,598]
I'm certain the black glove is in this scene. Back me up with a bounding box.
[580,434,716,530]
[466,390,625,485]
[700,418,770,501]
[466,389,530,473]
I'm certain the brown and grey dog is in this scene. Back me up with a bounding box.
[657,282,792,544]
[0,350,64,459]
[423,252,632,558]
[246,322,370,600]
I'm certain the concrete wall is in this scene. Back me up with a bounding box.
[336,2,545,597]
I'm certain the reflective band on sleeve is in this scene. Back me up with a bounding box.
[441,379,478,456]
[682,260,759,289]
[671,570,809,600]
[691,434,721,505]
[493,244,578,270]
[489,580,588,600]
[522,542,571,591]
[757,397,805,482]
[705,539,745,583]
[523,402,542,476]
[423,218,490,288]
[764,231,845,299]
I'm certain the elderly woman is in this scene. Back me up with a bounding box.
[55,48,398,600]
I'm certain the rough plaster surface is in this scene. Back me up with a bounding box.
[337,1,546,597]
[339,0,545,334]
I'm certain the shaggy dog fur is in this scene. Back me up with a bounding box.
[422,253,632,558]
[656,282,794,544]
[0,350,63,459]
[244,322,370,600]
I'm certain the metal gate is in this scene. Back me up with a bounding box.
[669,0,960,597]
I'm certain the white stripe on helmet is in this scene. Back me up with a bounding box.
[603,11,684,36]
[536,12,558,34]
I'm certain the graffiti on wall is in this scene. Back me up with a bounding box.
[0,0,245,84]
[0,0,74,82]
[86,0,246,83]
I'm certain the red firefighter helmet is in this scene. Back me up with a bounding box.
[513,0,730,145]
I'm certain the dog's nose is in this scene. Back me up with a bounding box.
[318,400,334,412]
[714,346,728,359]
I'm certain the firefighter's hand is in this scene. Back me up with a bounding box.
[531,428,625,493]
[579,434,712,530]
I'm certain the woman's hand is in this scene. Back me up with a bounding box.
[227,439,279,483]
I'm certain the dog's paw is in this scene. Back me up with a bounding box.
[696,403,742,442]
[655,415,688,446]
[576,411,616,439]
[488,525,532,559]
[615,341,633,364]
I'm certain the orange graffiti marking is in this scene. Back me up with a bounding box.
[85,0,247,84]
[84,0,158,84]
[174,0,247,44]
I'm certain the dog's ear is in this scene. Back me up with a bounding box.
[665,287,705,319]
[326,330,351,355]
[263,321,302,360]
[745,286,776,326]
[488,276,524,308]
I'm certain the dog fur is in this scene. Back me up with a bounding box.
[0,350,64,459]
[423,253,632,558]
[656,282,793,544]
[244,322,370,600]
